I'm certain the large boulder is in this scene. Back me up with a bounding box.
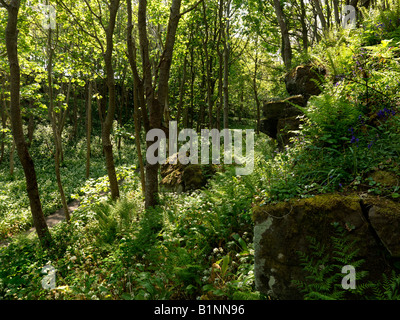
[285,64,326,99]
[252,193,400,299]
[260,95,305,143]
[160,153,216,193]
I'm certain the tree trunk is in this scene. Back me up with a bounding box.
[102,0,121,200]
[9,138,15,176]
[314,0,328,31]
[127,0,146,195]
[300,0,309,52]
[176,53,188,126]
[138,0,183,209]
[202,0,214,129]
[47,26,70,223]
[5,0,52,247]
[184,45,195,128]
[217,1,223,131]
[333,0,340,26]
[222,0,231,129]
[0,87,7,164]
[27,103,35,147]
[86,80,92,179]
[272,0,292,70]
[71,88,78,140]
[253,36,261,134]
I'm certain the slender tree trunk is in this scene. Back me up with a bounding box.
[5,0,52,247]
[102,0,121,200]
[177,53,188,127]
[127,0,145,195]
[0,87,7,163]
[86,80,92,179]
[202,0,214,129]
[300,0,309,52]
[184,45,195,128]
[71,88,78,140]
[27,104,35,147]
[138,0,183,209]
[197,59,206,131]
[333,0,340,26]
[9,138,15,176]
[57,80,71,162]
[239,84,243,122]
[272,0,292,70]
[314,0,328,31]
[253,37,261,134]
[47,26,70,223]
[222,0,231,129]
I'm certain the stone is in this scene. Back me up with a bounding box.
[276,116,302,147]
[260,95,305,141]
[285,64,326,99]
[364,196,400,257]
[369,170,398,187]
[160,153,216,193]
[253,193,397,299]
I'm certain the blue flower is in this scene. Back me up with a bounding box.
[377,110,385,118]
[350,136,359,144]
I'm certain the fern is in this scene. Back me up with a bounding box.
[373,271,400,300]
[232,291,261,300]
[294,223,370,300]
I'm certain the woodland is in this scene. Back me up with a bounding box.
[0,0,400,301]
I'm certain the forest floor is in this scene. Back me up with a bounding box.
[0,199,80,248]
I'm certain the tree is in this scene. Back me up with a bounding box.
[46,11,70,222]
[138,0,201,208]
[57,0,121,200]
[126,0,146,194]
[272,0,292,70]
[1,0,52,247]
[222,0,231,129]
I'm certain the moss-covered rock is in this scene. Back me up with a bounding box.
[284,64,326,99]
[260,95,305,142]
[364,195,400,257]
[253,193,399,299]
[160,153,216,193]
[369,170,398,187]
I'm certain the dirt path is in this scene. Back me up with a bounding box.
[0,199,81,248]
[30,199,80,230]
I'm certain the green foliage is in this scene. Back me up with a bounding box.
[373,271,400,300]
[294,223,400,300]
[294,224,372,300]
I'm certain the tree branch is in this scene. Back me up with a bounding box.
[179,0,203,17]
[83,0,105,31]
[56,0,105,53]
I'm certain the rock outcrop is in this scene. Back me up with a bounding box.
[261,64,326,146]
[160,153,216,193]
[284,64,326,99]
[260,95,305,143]
[252,193,400,299]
